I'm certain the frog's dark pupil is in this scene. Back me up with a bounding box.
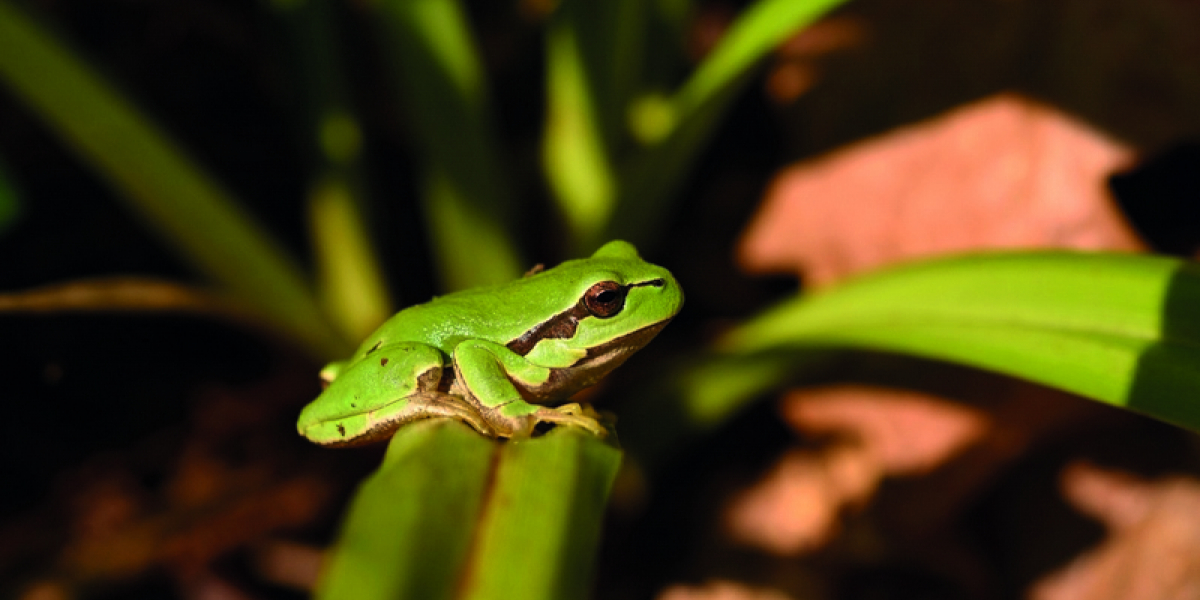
[595,290,617,303]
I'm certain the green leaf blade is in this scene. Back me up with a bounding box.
[316,422,621,600]
[462,428,621,600]
[316,421,495,600]
[722,252,1200,431]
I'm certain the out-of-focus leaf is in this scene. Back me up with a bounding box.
[620,351,831,466]
[543,0,644,249]
[316,421,621,600]
[372,0,524,291]
[0,1,345,358]
[722,252,1200,432]
[605,0,849,249]
[738,95,1140,287]
[272,0,396,341]
[0,157,19,234]
[1033,461,1200,598]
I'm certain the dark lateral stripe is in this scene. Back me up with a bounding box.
[504,278,664,356]
[507,301,590,356]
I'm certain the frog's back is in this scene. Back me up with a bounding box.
[345,241,676,360]
[351,282,551,358]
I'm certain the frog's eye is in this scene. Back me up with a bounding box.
[583,281,626,318]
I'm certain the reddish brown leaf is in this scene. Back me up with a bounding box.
[781,386,989,475]
[738,94,1143,286]
[1031,462,1200,600]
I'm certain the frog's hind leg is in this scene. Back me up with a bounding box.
[316,392,494,447]
[401,392,495,438]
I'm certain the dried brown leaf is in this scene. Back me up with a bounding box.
[738,94,1143,286]
[725,445,873,554]
[781,386,989,475]
[1031,462,1200,600]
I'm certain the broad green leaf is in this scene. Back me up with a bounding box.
[722,252,1200,432]
[373,0,524,290]
[317,421,621,600]
[317,420,494,600]
[0,1,346,358]
[461,427,621,600]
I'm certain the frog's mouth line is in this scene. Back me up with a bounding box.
[580,317,672,363]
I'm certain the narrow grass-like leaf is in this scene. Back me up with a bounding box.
[316,422,621,600]
[460,427,621,600]
[316,420,494,600]
[605,0,849,249]
[721,252,1200,432]
[543,0,647,249]
[542,3,618,246]
[373,0,523,290]
[271,0,395,340]
[0,1,345,357]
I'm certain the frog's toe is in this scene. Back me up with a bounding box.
[534,404,609,437]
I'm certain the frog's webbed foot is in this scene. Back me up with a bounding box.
[528,403,609,438]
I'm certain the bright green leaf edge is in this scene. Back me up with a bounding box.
[722,251,1200,432]
[316,420,621,600]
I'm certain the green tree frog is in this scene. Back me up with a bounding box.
[297,240,683,446]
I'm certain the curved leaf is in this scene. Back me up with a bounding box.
[721,252,1200,431]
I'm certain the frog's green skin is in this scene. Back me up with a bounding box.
[297,240,684,446]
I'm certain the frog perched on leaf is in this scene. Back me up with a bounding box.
[297,240,684,446]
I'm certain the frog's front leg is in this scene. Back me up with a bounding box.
[452,340,607,438]
[298,342,493,446]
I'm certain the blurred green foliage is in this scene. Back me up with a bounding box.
[5,0,1200,598]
